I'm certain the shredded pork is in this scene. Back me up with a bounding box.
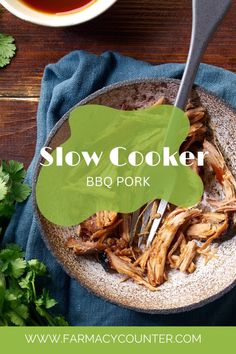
[65,98,236,291]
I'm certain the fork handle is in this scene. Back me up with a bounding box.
[175,0,232,110]
[146,0,232,248]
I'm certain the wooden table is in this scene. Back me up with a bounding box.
[1,0,236,167]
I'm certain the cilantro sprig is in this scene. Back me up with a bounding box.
[0,161,69,326]
[0,33,16,68]
[0,160,31,235]
[0,244,68,326]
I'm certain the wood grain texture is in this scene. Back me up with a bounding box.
[0,98,37,165]
[0,0,236,165]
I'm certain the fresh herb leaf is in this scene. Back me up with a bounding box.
[5,310,26,326]
[0,243,24,261]
[9,258,27,279]
[0,160,31,233]
[0,244,68,326]
[27,259,47,276]
[1,160,25,180]
[0,203,15,219]
[0,160,68,326]
[14,303,29,321]
[0,33,16,68]
[52,316,69,326]
[36,289,57,309]
[0,177,8,201]
[11,182,31,203]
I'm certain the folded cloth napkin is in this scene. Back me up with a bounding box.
[3,51,236,325]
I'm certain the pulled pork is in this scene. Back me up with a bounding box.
[65,98,236,291]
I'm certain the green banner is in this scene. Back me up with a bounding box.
[0,326,234,354]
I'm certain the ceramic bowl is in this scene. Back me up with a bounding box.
[33,79,236,313]
[1,0,117,27]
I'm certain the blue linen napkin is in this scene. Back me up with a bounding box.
[3,51,236,325]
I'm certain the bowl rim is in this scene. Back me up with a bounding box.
[32,77,236,314]
[1,0,118,27]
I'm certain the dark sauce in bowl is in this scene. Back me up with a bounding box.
[20,0,96,15]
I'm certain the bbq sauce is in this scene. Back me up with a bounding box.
[20,0,96,15]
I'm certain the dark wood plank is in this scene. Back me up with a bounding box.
[0,99,37,166]
[0,0,236,97]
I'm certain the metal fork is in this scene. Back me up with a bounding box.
[142,0,232,248]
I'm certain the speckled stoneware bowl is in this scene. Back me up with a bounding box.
[33,79,236,313]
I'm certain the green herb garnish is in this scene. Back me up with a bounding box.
[0,33,16,68]
[0,244,68,326]
[0,160,31,237]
